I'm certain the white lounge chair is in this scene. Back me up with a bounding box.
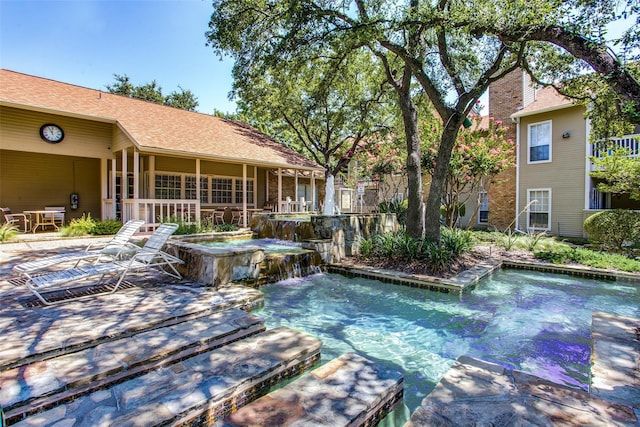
[13,220,146,276]
[20,223,183,305]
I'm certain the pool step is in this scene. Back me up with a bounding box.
[222,352,404,427]
[9,327,322,426]
[1,309,266,424]
[0,283,264,371]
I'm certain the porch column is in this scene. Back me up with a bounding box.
[242,163,247,227]
[311,171,316,211]
[149,156,156,199]
[294,170,299,212]
[196,158,201,225]
[265,169,270,205]
[133,148,139,222]
[278,168,282,213]
[100,158,108,220]
[111,158,117,219]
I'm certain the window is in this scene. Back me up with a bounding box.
[184,176,197,200]
[155,174,181,199]
[527,189,551,230]
[528,121,551,163]
[478,191,489,224]
[212,178,233,204]
[234,179,254,204]
[199,177,209,203]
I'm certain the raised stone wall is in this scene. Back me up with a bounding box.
[251,213,400,264]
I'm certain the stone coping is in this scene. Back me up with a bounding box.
[327,257,640,294]
[502,259,640,282]
[327,260,502,294]
[11,328,323,427]
[407,355,638,426]
[1,309,266,422]
[590,312,640,412]
[222,352,404,427]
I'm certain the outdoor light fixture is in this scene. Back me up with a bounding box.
[562,131,571,139]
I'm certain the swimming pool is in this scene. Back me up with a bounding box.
[254,269,640,419]
[195,238,306,253]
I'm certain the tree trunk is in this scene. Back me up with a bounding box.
[398,81,425,239]
[424,117,462,242]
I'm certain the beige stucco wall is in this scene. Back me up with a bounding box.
[517,105,588,237]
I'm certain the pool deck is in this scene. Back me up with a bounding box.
[1,235,639,426]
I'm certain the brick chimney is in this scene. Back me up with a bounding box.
[486,69,524,231]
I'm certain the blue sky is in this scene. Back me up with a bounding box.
[0,0,236,114]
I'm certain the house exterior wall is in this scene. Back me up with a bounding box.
[0,106,113,159]
[517,105,588,237]
[1,150,102,221]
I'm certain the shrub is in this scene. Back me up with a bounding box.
[440,227,474,256]
[360,238,373,257]
[535,246,640,272]
[173,222,198,235]
[584,210,640,251]
[421,241,452,272]
[0,222,19,242]
[91,219,123,235]
[214,223,239,232]
[59,213,96,237]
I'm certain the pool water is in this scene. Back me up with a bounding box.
[254,269,640,417]
[196,238,305,253]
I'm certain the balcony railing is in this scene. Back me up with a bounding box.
[591,134,639,158]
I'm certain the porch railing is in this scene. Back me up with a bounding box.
[591,133,639,158]
[123,199,199,228]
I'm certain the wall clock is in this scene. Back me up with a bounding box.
[40,123,64,143]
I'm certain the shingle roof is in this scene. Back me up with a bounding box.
[0,69,321,170]
[510,85,575,119]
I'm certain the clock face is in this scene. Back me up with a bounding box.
[40,124,64,143]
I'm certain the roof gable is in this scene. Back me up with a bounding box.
[0,69,321,170]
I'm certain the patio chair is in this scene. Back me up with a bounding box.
[13,219,146,276]
[19,223,183,305]
[44,206,65,227]
[1,207,30,232]
[212,208,225,225]
[231,208,242,225]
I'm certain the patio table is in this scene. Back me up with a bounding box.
[24,210,64,233]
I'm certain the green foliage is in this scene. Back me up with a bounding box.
[379,199,408,227]
[535,246,640,273]
[590,147,640,200]
[584,210,640,251]
[497,229,521,251]
[360,238,374,257]
[421,242,452,273]
[106,73,199,111]
[59,213,96,237]
[421,115,515,228]
[523,230,547,252]
[91,219,123,236]
[0,222,19,242]
[359,227,473,273]
[214,223,239,232]
[440,227,474,256]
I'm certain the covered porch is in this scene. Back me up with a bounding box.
[101,148,325,229]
